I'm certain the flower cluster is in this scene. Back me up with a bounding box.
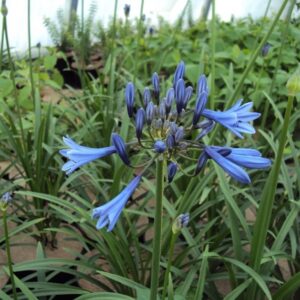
[60,61,271,231]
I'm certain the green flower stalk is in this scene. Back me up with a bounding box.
[1,192,17,300]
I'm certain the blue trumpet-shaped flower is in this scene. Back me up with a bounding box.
[204,146,271,184]
[60,136,116,175]
[92,175,141,231]
[202,100,260,138]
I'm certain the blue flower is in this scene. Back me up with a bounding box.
[60,136,116,175]
[202,100,260,138]
[92,175,142,231]
[204,146,271,184]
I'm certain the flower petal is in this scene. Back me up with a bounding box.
[205,147,251,184]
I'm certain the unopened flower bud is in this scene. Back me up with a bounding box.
[154,140,166,153]
[152,72,160,100]
[195,152,208,174]
[112,133,130,165]
[172,213,189,234]
[167,162,177,183]
[135,108,145,140]
[175,127,184,143]
[166,134,175,149]
[173,61,185,87]
[175,79,185,114]
[124,4,130,17]
[125,82,135,118]
[0,191,13,210]
[159,101,166,119]
[195,119,215,140]
[146,102,155,124]
[143,87,151,106]
[183,86,193,108]
[261,43,271,57]
[165,88,174,114]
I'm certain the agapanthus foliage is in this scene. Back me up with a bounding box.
[60,61,271,231]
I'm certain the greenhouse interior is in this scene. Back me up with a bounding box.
[0,0,300,299]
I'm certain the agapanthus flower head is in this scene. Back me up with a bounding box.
[60,136,116,175]
[202,100,260,138]
[92,175,141,231]
[60,60,271,231]
[124,4,130,17]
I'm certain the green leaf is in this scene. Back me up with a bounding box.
[273,272,300,300]
[44,55,57,70]
[0,78,13,97]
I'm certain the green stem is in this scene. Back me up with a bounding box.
[210,0,216,109]
[150,158,164,300]
[2,209,18,300]
[0,8,5,72]
[27,0,35,107]
[162,232,178,300]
